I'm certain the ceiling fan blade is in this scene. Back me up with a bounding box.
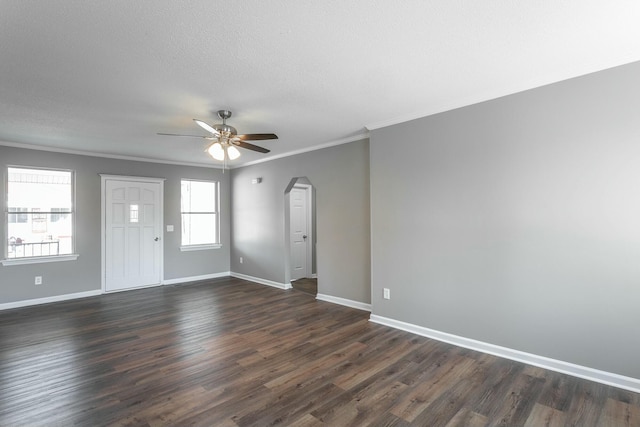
[236,133,278,141]
[157,132,211,138]
[233,140,270,153]
[194,119,220,136]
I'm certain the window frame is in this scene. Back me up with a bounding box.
[179,178,221,251]
[2,165,79,266]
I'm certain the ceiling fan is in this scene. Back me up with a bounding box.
[158,110,278,162]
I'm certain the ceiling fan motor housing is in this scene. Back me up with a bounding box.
[214,110,236,136]
[213,123,237,136]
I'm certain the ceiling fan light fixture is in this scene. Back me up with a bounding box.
[207,142,225,161]
[160,111,276,164]
[227,145,241,160]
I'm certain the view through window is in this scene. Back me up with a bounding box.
[6,167,74,259]
[181,179,219,247]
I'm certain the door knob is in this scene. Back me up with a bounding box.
[303,235,307,239]
[154,237,159,241]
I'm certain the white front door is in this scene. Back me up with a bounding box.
[290,186,309,281]
[105,179,162,292]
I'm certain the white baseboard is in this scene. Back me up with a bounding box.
[230,272,291,290]
[0,289,102,311]
[316,293,372,312]
[163,271,231,285]
[369,314,640,394]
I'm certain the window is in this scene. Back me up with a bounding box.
[129,204,139,223]
[31,208,47,233]
[4,167,76,264]
[180,179,219,249]
[8,207,28,223]
[50,207,70,222]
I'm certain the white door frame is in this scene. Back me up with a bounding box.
[100,174,165,293]
[290,183,313,280]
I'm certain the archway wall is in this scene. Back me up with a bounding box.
[230,138,370,304]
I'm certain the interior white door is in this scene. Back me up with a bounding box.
[105,180,161,292]
[290,187,309,281]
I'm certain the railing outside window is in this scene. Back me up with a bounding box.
[7,240,60,258]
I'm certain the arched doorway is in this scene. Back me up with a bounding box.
[284,177,317,295]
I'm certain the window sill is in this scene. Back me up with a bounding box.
[1,254,79,266]
[180,244,222,252]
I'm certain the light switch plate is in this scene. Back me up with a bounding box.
[166,225,174,232]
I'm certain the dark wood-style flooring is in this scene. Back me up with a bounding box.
[1,277,639,426]
[291,277,317,296]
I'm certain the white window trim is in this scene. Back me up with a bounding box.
[180,179,220,248]
[4,165,76,264]
[179,243,222,252]
[1,254,79,266]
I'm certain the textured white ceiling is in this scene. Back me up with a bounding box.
[2,1,640,167]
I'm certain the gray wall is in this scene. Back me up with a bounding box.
[231,139,370,303]
[370,61,640,379]
[0,146,230,304]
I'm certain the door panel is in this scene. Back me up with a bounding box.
[105,180,161,292]
[290,187,308,280]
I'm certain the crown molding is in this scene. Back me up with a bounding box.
[0,134,371,170]
[234,132,370,169]
[0,140,222,169]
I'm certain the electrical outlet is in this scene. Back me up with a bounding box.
[240,257,243,264]
[383,288,390,300]
[35,276,43,285]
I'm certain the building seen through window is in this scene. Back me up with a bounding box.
[180,179,219,247]
[6,167,74,259]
